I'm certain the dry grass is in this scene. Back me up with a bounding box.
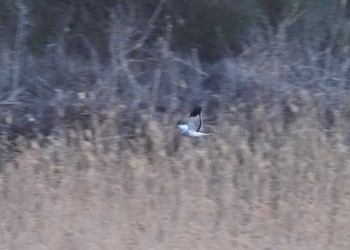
[1,89,350,250]
[1,3,350,249]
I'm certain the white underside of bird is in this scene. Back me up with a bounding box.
[177,124,211,137]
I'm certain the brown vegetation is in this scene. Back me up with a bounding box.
[1,1,350,249]
[1,85,350,249]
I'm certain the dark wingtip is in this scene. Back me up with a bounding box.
[189,105,202,117]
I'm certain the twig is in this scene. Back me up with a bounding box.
[6,87,24,102]
[151,19,172,112]
[0,102,23,106]
[172,57,209,77]
[129,0,167,52]
[215,27,233,58]
[12,0,28,90]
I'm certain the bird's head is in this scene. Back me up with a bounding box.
[177,120,185,126]
[176,120,188,132]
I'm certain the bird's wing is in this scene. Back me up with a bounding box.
[188,105,202,132]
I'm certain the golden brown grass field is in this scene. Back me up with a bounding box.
[1,89,350,250]
[3,1,350,249]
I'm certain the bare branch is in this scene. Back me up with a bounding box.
[12,0,29,90]
[130,0,167,52]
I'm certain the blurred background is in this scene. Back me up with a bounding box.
[1,0,350,249]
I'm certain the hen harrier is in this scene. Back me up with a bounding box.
[177,105,212,137]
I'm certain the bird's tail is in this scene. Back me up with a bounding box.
[197,132,213,137]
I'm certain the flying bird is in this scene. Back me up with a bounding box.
[177,105,212,137]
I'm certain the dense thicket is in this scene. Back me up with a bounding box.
[1,0,349,59]
[1,0,350,142]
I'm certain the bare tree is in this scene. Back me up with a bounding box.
[12,0,28,90]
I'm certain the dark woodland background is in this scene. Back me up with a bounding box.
[1,1,350,249]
